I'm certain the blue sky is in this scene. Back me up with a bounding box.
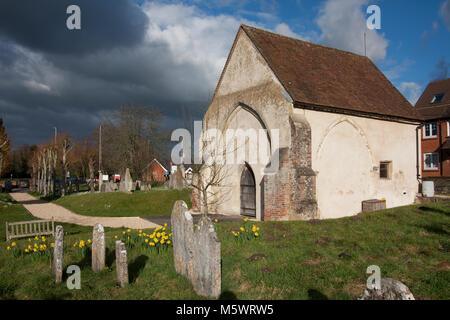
[178,0,450,104]
[0,0,449,146]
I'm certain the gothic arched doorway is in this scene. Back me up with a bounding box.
[240,164,256,217]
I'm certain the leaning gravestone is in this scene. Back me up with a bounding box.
[171,200,221,299]
[192,215,221,299]
[115,241,128,288]
[52,225,64,284]
[92,223,105,272]
[359,278,415,300]
[171,200,194,280]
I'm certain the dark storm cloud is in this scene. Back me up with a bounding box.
[0,0,148,55]
[0,1,229,148]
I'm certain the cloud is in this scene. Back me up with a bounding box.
[0,0,148,55]
[0,1,257,146]
[399,82,422,105]
[440,0,450,31]
[382,58,415,80]
[316,0,388,61]
[430,56,449,81]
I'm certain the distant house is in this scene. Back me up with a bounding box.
[142,159,168,183]
[415,78,450,178]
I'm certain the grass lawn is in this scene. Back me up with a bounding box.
[0,194,449,300]
[51,189,192,218]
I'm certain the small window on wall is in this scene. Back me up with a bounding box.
[424,153,439,170]
[379,161,392,179]
[423,122,438,138]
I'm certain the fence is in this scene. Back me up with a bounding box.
[5,218,54,241]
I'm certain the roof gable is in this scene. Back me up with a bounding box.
[239,25,421,122]
[415,78,450,120]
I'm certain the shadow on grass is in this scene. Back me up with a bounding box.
[422,224,449,236]
[129,255,149,283]
[418,206,450,217]
[106,247,116,268]
[307,289,328,300]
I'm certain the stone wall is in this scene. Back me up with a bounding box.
[263,116,318,221]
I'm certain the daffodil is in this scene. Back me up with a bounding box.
[11,242,16,247]
[145,239,149,243]
[254,232,259,237]
[244,218,248,222]
[139,229,143,233]
[114,235,118,239]
[6,246,11,251]
[127,229,131,233]
[150,242,155,247]
[240,227,245,232]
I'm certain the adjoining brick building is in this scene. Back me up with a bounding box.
[196,25,422,221]
[415,78,450,179]
[142,159,168,183]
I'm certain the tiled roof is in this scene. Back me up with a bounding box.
[415,78,450,120]
[239,25,422,122]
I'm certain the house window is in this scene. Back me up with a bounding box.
[424,153,439,170]
[423,122,438,138]
[379,161,392,179]
[430,93,445,104]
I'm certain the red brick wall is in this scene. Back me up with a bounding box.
[421,120,450,178]
[263,117,318,221]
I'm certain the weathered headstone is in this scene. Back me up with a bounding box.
[192,216,221,299]
[119,168,133,193]
[171,200,194,280]
[359,278,415,300]
[115,241,128,288]
[174,165,185,191]
[171,201,221,299]
[92,223,105,272]
[52,225,64,283]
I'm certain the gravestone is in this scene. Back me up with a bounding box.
[120,168,133,194]
[192,216,221,299]
[52,225,64,283]
[359,278,415,300]
[92,223,105,272]
[174,165,185,190]
[115,241,128,288]
[171,200,194,280]
[171,201,221,299]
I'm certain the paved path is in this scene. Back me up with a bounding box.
[9,192,161,230]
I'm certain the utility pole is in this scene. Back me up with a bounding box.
[98,124,103,191]
[54,127,57,145]
[99,124,102,171]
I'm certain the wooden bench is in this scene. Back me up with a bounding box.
[5,219,54,241]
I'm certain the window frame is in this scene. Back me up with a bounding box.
[423,122,438,139]
[423,152,439,171]
[379,161,392,179]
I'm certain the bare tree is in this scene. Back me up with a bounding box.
[60,136,73,196]
[98,104,165,178]
[0,118,10,178]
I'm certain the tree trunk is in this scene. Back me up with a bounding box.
[89,157,95,192]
